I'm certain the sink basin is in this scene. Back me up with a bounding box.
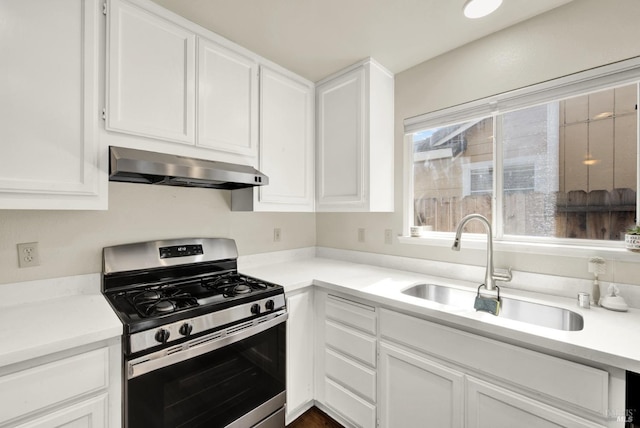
[402,283,584,331]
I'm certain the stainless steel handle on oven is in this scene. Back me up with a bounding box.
[127,310,288,379]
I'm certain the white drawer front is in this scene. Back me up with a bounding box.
[325,378,376,428]
[325,348,376,403]
[380,309,609,415]
[326,295,376,334]
[325,320,377,367]
[0,348,109,424]
[15,394,107,428]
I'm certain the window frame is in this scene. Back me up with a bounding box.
[402,57,640,259]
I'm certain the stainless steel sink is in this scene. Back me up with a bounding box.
[402,283,584,331]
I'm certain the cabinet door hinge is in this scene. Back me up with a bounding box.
[102,108,106,120]
[103,2,107,15]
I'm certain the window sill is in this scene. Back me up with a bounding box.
[397,234,640,262]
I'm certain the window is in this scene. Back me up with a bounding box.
[412,118,493,232]
[406,60,639,246]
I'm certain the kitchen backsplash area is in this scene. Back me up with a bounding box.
[0,182,315,285]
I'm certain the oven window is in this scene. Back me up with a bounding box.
[127,323,286,428]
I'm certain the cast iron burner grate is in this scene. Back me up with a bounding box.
[202,273,268,297]
[128,285,198,318]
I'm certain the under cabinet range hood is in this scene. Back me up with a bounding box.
[109,146,268,190]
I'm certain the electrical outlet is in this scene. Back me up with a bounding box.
[384,229,393,245]
[273,228,282,242]
[358,228,365,243]
[17,242,40,268]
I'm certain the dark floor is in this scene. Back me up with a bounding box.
[288,407,343,428]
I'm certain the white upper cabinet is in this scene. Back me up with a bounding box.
[198,39,258,157]
[231,65,314,212]
[106,0,318,176]
[0,0,105,209]
[316,58,394,212]
[248,66,314,211]
[107,0,196,145]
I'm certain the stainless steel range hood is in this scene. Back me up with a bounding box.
[109,146,268,190]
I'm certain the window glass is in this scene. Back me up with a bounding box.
[410,83,638,242]
[413,118,494,233]
[502,84,637,240]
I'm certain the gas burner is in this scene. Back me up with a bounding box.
[202,273,268,296]
[154,300,176,313]
[128,286,198,318]
[202,273,243,290]
[134,290,162,304]
[233,284,252,294]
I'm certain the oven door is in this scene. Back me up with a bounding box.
[125,312,287,428]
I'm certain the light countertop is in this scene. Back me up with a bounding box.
[241,256,640,373]
[1,256,638,373]
[0,274,122,369]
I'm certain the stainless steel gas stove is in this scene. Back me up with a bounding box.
[102,238,287,428]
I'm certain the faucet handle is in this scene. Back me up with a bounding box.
[493,267,513,283]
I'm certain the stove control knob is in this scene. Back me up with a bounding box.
[251,303,261,315]
[265,299,275,311]
[155,328,170,344]
[179,323,193,337]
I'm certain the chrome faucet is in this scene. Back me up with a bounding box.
[451,214,512,291]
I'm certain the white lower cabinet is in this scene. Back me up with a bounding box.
[15,395,107,428]
[378,308,623,428]
[0,341,121,428]
[466,377,605,428]
[286,289,315,424]
[324,378,376,428]
[378,342,464,428]
[315,292,377,428]
[309,291,624,428]
[378,341,606,428]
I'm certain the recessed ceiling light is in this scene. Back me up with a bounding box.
[463,0,503,19]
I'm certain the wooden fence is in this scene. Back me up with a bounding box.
[414,188,636,240]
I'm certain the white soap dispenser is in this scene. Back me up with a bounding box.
[600,284,629,312]
[587,256,606,306]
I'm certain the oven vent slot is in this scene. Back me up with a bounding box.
[166,345,183,356]
[130,358,150,369]
[226,320,254,335]
[190,331,224,348]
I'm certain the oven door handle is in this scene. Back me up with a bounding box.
[128,310,287,379]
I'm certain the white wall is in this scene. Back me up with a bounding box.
[317,0,640,286]
[3,0,639,287]
[0,183,315,284]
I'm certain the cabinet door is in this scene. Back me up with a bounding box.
[0,348,109,424]
[316,67,364,208]
[466,377,606,428]
[198,38,258,157]
[0,0,104,209]
[107,0,196,144]
[286,290,314,423]
[16,394,107,428]
[378,342,464,428]
[258,66,314,211]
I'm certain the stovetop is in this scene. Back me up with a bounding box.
[102,238,286,340]
[104,271,283,333]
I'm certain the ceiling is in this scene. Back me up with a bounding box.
[151,0,573,82]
